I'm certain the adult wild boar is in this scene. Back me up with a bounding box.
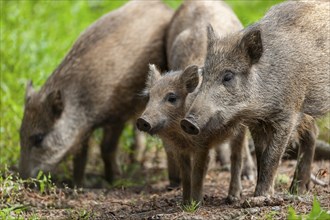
[182,1,330,197]
[136,0,252,204]
[19,0,173,186]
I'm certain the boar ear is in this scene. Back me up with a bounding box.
[47,90,64,118]
[240,27,263,65]
[25,80,35,102]
[180,65,200,93]
[146,64,161,88]
[207,24,217,50]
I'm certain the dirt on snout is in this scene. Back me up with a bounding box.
[17,158,329,220]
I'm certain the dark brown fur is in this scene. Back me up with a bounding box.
[19,0,173,186]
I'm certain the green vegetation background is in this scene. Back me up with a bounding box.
[1,0,328,172]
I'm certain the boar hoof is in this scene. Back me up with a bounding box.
[220,164,231,172]
[289,180,310,195]
[241,174,255,181]
[254,185,274,197]
[226,195,240,204]
[166,183,181,191]
[241,167,255,181]
[241,171,255,181]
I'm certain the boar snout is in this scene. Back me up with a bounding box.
[136,118,151,132]
[180,116,200,135]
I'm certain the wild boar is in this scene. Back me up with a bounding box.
[136,0,251,204]
[19,0,173,186]
[182,1,330,197]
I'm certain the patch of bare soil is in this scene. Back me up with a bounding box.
[18,158,329,220]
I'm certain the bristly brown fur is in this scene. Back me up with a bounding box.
[19,1,174,186]
[138,0,254,204]
[186,1,329,197]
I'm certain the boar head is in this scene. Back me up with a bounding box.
[137,64,200,136]
[181,25,263,135]
[19,80,76,179]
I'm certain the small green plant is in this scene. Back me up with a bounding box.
[0,167,25,204]
[0,167,30,219]
[0,167,59,219]
[66,208,92,220]
[287,197,330,220]
[0,205,28,220]
[266,211,279,220]
[36,171,55,194]
[78,209,91,219]
[181,200,200,213]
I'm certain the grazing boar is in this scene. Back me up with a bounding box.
[182,1,330,197]
[19,0,173,186]
[136,0,252,204]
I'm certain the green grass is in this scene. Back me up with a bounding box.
[287,197,330,220]
[181,200,200,213]
[0,167,56,219]
[227,0,283,26]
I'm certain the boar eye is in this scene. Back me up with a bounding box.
[166,93,177,104]
[30,133,45,148]
[222,71,234,83]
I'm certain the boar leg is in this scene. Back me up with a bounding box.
[227,127,246,203]
[251,124,270,195]
[289,116,317,194]
[216,142,231,171]
[165,148,181,190]
[251,119,295,197]
[191,150,210,203]
[253,136,266,185]
[101,123,124,183]
[176,152,192,204]
[129,127,146,163]
[241,137,255,181]
[73,140,89,187]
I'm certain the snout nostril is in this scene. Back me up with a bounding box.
[136,118,151,132]
[180,118,200,135]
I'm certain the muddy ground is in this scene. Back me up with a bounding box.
[5,143,329,220]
